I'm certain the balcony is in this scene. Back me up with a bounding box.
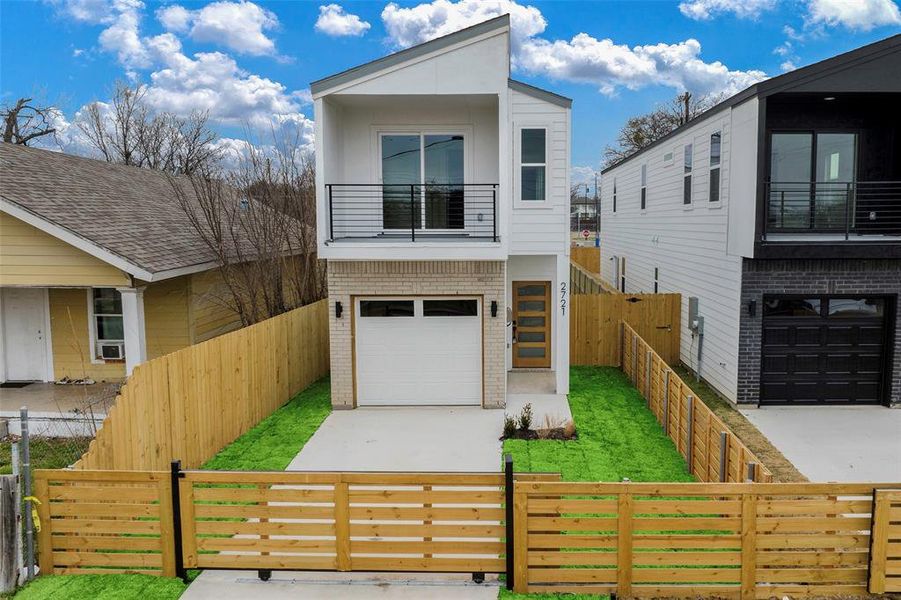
[764,181,901,241]
[326,184,498,243]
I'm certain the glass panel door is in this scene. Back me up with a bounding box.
[513,281,551,368]
[381,135,421,230]
[424,134,464,229]
[815,133,856,230]
[770,133,813,229]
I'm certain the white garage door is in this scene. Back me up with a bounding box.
[355,297,482,406]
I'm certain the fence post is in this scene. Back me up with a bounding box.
[662,369,670,425]
[20,408,33,580]
[618,322,625,368]
[504,454,514,591]
[662,377,670,436]
[512,482,528,593]
[719,432,729,483]
[0,475,16,594]
[616,493,633,598]
[169,461,188,583]
[686,396,695,476]
[334,481,351,572]
[644,350,652,404]
[631,334,638,383]
[10,443,22,586]
[740,492,758,600]
[869,490,890,594]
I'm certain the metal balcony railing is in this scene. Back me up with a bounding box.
[765,181,901,239]
[327,183,498,242]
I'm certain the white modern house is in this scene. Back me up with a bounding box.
[600,35,900,408]
[312,15,571,409]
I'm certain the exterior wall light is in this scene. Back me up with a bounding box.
[336,301,343,319]
[491,301,498,317]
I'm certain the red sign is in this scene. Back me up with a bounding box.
[581,229,590,239]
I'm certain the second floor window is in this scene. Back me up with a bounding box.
[683,143,693,205]
[612,178,617,213]
[709,132,721,203]
[521,128,546,201]
[640,164,647,210]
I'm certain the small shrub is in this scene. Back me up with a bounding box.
[517,403,533,431]
[502,415,517,438]
[563,419,576,438]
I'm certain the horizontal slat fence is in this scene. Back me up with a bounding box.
[623,322,773,483]
[571,246,601,275]
[34,470,176,577]
[570,293,681,366]
[870,489,901,593]
[75,300,329,471]
[513,481,898,599]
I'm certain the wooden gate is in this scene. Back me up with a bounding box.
[870,489,901,593]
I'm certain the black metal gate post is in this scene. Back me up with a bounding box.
[504,453,514,591]
[170,460,188,583]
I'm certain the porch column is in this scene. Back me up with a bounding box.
[117,287,147,375]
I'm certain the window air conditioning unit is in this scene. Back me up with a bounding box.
[98,342,125,360]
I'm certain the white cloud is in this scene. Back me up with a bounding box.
[156,1,280,56]
[381,0,766,97]
[571,165,598,189]
[315,4,371,37]
[806,0,901,30]
[381,0,546,50]
[156,5,192,32]
[780,60,798,71]
[678,0,777,20]
[97,0,151,72]
[49,0,116,24]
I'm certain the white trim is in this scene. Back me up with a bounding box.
[514,124,549,208]
[85,288,107,365]
[42,289,54,381]
[1,200,153,280]
[0,291,5,383]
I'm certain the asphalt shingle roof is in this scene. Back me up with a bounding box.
[0,143,221,276]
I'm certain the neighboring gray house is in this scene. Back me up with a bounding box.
[600,34,900,407]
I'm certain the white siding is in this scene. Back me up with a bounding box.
[726,97,759,258]
[509,88,570,256]
[600,109,744,402]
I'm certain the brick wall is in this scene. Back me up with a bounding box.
[326,260,507,409]
[738,258,901,406]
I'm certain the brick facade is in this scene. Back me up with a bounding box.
[738,258,901,406]
[326,260,507,409]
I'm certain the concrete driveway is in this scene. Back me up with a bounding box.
[740,406,901,482]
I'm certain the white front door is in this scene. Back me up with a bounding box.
[355,297,482,406]
[1,288,49,381]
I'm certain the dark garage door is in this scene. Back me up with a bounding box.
[760,296,889,405]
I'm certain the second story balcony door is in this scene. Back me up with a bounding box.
[381,133,465,232]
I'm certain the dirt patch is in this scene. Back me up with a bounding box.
[501,427,578,441]
[673,365,808,483]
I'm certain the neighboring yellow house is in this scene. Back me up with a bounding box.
[0,143,244,383]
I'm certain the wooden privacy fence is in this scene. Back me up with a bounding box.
[34,468,900,599]
[571,246,601,274]
[76,300,329,471]
[570,261,617,294]
[513,481,901,599]
[623,322,773,483]
[570,293,681,365]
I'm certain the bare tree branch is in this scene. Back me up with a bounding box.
[2,97,58,145]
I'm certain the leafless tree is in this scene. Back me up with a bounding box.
[167,132,325,326]
[77,81,221,174]
[2,97,59,145]
[602,92,724,167]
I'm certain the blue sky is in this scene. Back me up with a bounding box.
[2,0,899,182]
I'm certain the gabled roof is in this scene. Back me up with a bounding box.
[508,78,572,108]
[602,33,901,174]
[310,14,511,96]
[0,143,223,281]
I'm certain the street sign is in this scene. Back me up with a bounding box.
[581,229,590,239]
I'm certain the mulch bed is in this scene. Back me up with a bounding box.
[501,427,577,441]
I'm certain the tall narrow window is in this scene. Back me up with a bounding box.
[654,267,659,293]
[683,143,693,205]
[92,288,124,359]
[612,178,617,213]
[619,257,626,292]
[709,132,721,203]
[640,164,647,210]
[521,128,546,201]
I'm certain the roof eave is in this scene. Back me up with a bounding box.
[508,78,572,108]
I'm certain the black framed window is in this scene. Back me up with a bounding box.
[423,299,478,317]
[521,128,546,201]
[360,300,414,317]
[763,298,821,317]
[683,143,693,205]
[828,298,884,318]
[709,132,721,203]
[640,164,647,210]
[612,178,617,213]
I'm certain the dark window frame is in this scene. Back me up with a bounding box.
[359,299,415,317]
[423,299,479,317]
[683,143,693,205]
[709,132,721,203]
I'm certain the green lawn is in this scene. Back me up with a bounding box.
[499,366,694,600]
[203,376,331,470]
[11,574,186,600]
[504,366,694,483]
